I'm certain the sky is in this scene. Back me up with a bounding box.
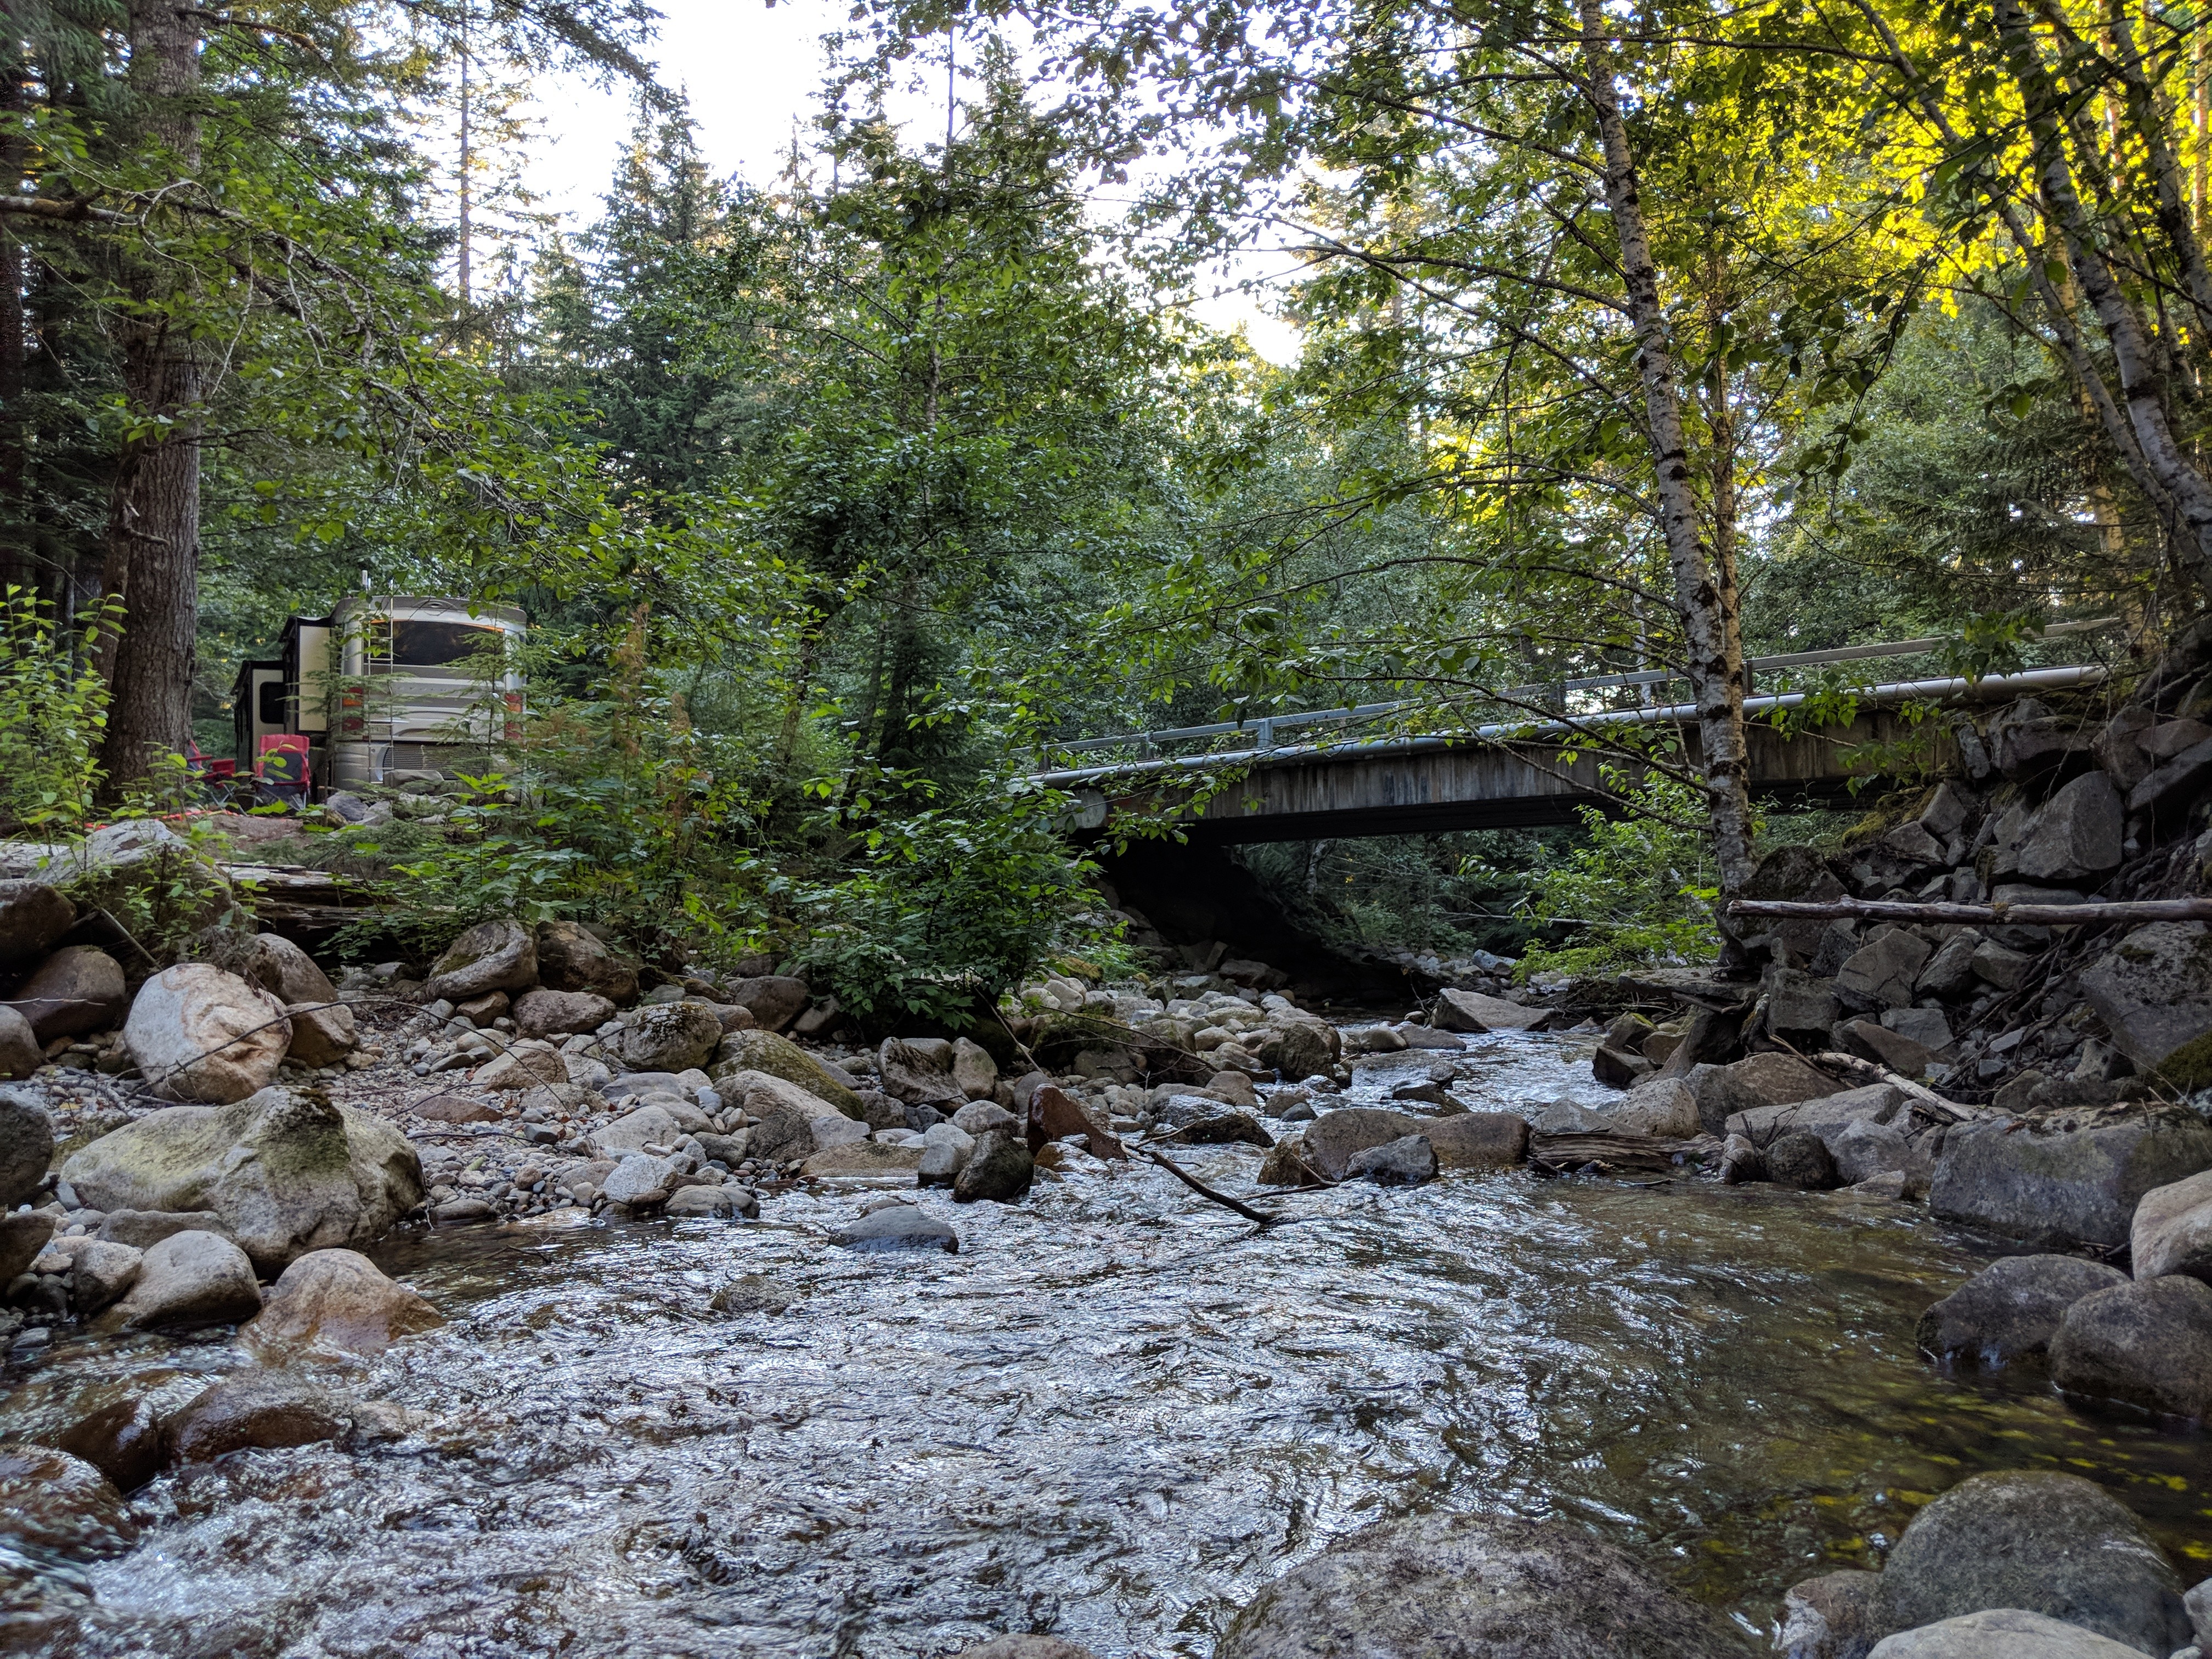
[509,0,1303,362]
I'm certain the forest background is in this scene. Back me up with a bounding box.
[0,0,2197,1024]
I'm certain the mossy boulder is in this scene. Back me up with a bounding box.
[712,1029,864,1118]
[60,1086,423,1275]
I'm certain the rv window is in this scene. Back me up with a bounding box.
[385,621,505,668]
[257,681,287,726]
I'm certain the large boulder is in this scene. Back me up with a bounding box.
[1929,1110,2212,1250]
[722,975,808,1033]
[124,963,291,1104]
[238,933,355,1065]
[952,1037,998,1101]
[1838,931,1934,1012]
[2049,1275,2212,1421]
[1866,1609,2152,1659]
[0,1444,134,1560]
[877,1037,967,1107]
[1301,1107,1430,1181]
[1915,1255,2128,1368]
[424,918,537,1002]
[618,1002,724,1073]
[1737,843,1849,967]
[1995,773,2125,883]
[0,1086,53,1207]
[1685,1052,1838,1137]
[713,1030,865,1118]
[1432,988,1542,1032]
[1255,1019,1336,1080]
[0,1006,35,1079]
[746,1096,869,1167]
[6,944,126,1041]
[165,1371,352,1465]
[832,1203,958,1252]
[532,919,637,1005]
[61,1085,424,1274]
[1598,1076,1701,1137]
[2131,1169,2212,1282]
[511,987,617,1040]
[103,1229,261,1330]
[1028,1084,1125,1161]
[0,879,73,967]
[1423,1112,1531,1169]
[952,1130,1034,1203]
[0,1209,55,1282]
[1214,1510,1735,1659]
[239,1248,443,1361]
[2079,923,2212,1080]
[1724,1084,1903,1144]
[1873,1471,2191,1655]
[1346,1134,1436,1184]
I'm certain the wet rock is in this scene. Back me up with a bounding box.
[1685,1052,1838,1137]
[1301,1106,1430,1181]
[2081,924,2212,1081]
[65,1240,141,1313]
[1255,1020,1335,1080]
[1423,1111,1531,1169]
[1780,1568,1881,1659]
[511,988,618,1039]
[2050,1274,2212,1420]
[1431,987,1546,1033]
[619,1002,724,1074]
[104,1229,260,1330]
[0,1209,55,1281]
[707,1272,790,1312]
[165,1370,353,1465]
[664,1183,759,1217]
[832,1203,958,1252]
[425,917,538,1002]
[800,1142,924,1180]
[1866,1609,2147,1658]
[1214,1510,1734,1659]
[63,1085,423,1273]
[721,975,809,1033]
[1602,1076,1701,1137]
[713,1030,866,1116]
[1257,1134,1324,1187]
[1929,1109,2212,1250]
[1916,1255,2128,1368]
[95,1207,233,1250]
[1346,1133,1435,1184]
[1175,1111,1274,1148]
[0,1445,133,1558]
[746,1096,868,1166]
[125,963,291,1104]
[1720,1132,1763,1184]
[431,1197,495,1224]
[1838,931,1934,1012]
[1768,1130,1839,1190]
[0,880,73,967]
[2132,1169,2212,1282]
[240,1248,442,1361]
[1874,1469,2191,1654]
[7,944,126,1043]
[918,1121,977,1187]
[0,1087,53,1207]
[1028,1084,1125,1160]
[532,919,637,1005]
[1591,1043,1653,1087]
[1996,772,2125,883]
[952,1130,1033,1203]
[54,1393,171,1493]
[953,1640,1098,1659]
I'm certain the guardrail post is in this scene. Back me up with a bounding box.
[1255,718,1273,754]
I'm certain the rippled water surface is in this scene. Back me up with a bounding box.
[10,1032,2212,1657]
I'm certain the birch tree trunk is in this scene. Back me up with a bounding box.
[1576,0,1757,899]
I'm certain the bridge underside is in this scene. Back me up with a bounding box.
[1088,710,1941,846]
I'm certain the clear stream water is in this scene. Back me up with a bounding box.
[5,1032,2210,1658]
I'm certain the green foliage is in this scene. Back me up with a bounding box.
[789,784,1103,1030]
[1475,769,1723,981]
[0,590,114,837]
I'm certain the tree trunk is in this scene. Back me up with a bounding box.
[1576,0,1757,899]
[0,22,29,603]
[95,0,203,800]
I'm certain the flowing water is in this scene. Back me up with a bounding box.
[7,1032,2211,1658]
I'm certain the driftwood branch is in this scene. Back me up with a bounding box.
[1143,1144,1282,1226]
[1727,896,2212,926]
[1804,1048,1981,1124]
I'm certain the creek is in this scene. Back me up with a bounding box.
[5,1032,2209,1657]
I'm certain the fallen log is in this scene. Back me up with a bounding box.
[1528,1131,1706,1176]
[1804,1049,1982,1125]
[1726,896,2212,927]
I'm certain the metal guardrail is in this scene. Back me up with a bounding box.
[1033,617,2125,787]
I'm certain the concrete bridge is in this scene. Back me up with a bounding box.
[1034,624,2123,845]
